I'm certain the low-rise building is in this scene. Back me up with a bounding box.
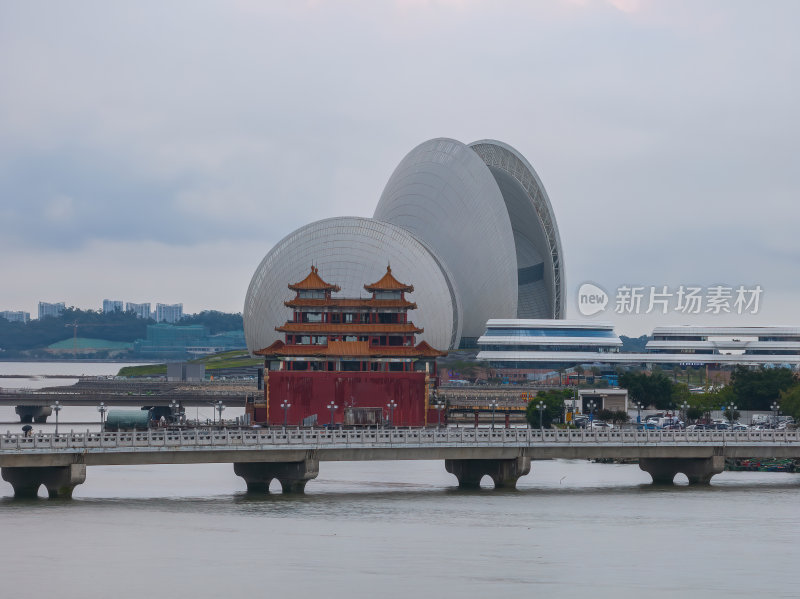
[0,311,30,324]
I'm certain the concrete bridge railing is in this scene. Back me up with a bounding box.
[2,427,799,452]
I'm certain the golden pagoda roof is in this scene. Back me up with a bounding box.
[288,266,341,292]
[364,265,414,293]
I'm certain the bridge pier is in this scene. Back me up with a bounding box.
[639,456,724,485]
[234,457,319,494]
[1,464,86,499]
[445,457,531,489]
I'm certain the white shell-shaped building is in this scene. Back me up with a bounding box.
[244,138,564,352]
[244,217,462,352]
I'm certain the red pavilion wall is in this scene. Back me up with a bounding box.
[265,371,430,427]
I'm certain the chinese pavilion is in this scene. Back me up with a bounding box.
[249,265,447,427]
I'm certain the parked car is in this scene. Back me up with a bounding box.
[572,415,589,428]
[590,420,614,430]
[686,424,710,431]
[637,422,659,430]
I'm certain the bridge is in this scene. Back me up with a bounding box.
[2,428,799,498]
[0,379,255,422]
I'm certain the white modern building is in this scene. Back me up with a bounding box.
[0,311,30,323]
[155,303,183,324]
[476,319,622,369]
[244,137,565,353]
[477,321,800,368]
[126,302,152,319]
[102,299,123,314]
[38,302,65,319]
[646,326,800,362]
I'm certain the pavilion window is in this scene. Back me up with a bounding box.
[375,290,401,300]
[299,290,325,299]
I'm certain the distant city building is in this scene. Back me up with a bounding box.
[126,302,152,320]
[0,310,30,324]
[102,299,123,314]
[38,302,65,319]
[155,303,183,323]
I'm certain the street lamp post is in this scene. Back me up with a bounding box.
[216,401,225,426]
[387,400,397,428]
[587,400,597,427]
[327,401,338,428]
[435,400,445,428]
[771,401,780,428]
[281,401,291,428]
[680,401,690,427]
[489,400,498,430]
[169,400,179,425]
[97,402,107,433]
[635,402,643,424]
[52,400,62,435]
[536,400,546,431]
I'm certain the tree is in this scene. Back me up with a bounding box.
[179,311,243,334]
[687,387,730,423]
[778,384,800,423]
[611,410,630,425]
[727,366,796,410]
[619,370,674,410]
[671,382,691,409]
[526,389,572,428]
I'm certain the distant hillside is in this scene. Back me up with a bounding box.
[48,337,133,350]
[118,349,260,377]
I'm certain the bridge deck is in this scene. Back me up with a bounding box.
[1,428,799,468]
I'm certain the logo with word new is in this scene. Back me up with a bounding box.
[577,283,609,316]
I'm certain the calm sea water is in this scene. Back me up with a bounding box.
[0,363,798,599]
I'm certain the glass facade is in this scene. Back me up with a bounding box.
[484,328,616,338]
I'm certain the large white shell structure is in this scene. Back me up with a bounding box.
[244,137,564,352]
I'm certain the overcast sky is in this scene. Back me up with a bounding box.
[1,0,798,335]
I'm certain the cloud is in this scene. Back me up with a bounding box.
[0,1,798,328]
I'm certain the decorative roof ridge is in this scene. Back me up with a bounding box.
[288,265,341,292]
[253,339,286,355]
[364,264,414,293]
